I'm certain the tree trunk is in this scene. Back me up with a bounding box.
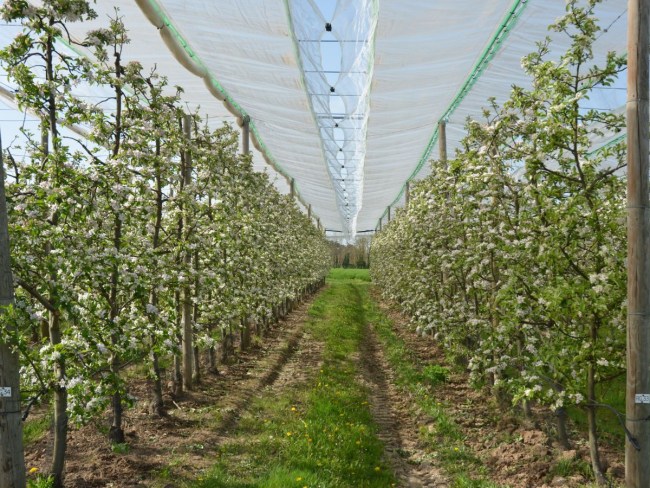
[556,407,572,450]
[49,312,67,488]
[221,328,230,363]
[149,137,165,416]
[172,352,183,397]
[108,390,125,444]
[149,350,165,416]
[181,114,193,392]
[181,286,193,391]
[44,31,67,488]
[587,360,606,485]
[207,345,219,375]
[192,251,200,385]
[108,214,124,444]
[172,288,183,397]
[193,344,200,385]
[240,317,251,351]
[522,400,532,419]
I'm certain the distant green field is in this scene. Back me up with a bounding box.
[327,268,371,283]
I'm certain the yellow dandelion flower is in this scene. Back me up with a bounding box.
[296,477,303,481]
[29,467,38,474]
[454,447,459,451]
[291,406,297,411]
[286,432,292,436]
[374,466,381,472]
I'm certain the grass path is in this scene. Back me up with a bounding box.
[191,269,399,487]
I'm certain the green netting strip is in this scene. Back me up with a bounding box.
[377,0,528,227]
[588,133,626,156]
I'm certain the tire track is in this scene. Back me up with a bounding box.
[215,322,306,435]
[358,323,448,488]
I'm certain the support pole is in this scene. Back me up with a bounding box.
[181,114,194,391]
[242,115,250,155]
[308,204,312,220]
[0,133,26,488]
[626,0,650,485]
[405,181,410,207]
[387,205,391,222]
[290,178,295,199]
[439,121,447,164]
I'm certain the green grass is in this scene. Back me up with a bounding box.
[111,442,130,454]
[327,268,371,283]
[567,376,626,447]
[27,476,54,488]
[23,413,51,446]
[189,271,395,487]
[547,457,592,480]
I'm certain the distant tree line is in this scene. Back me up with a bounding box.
[329,237,370,268]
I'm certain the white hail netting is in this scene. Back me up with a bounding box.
[289,0,376,235]
[0,0,632,239]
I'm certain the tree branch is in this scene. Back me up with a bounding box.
[15,277,56,313]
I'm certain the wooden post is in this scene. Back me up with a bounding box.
[308,204,312,220]
[242,115,250,155]
[439,121,447,164]
[440,120,452,287]
[627,0,650,486]
[379,217,382,232]
[181,114,194,391]
[290,178,295,199]
[387,205,391,222]
[405,181,410,207]
[0,134,26,488]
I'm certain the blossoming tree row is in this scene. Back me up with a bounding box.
[0,1,330,486]
[370,1,625,484]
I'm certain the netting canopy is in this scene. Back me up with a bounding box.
[0,0,630,240]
